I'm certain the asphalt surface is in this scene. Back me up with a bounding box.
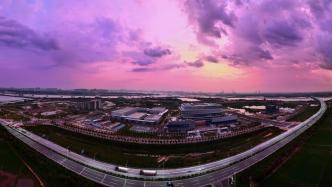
[0,98,327,187]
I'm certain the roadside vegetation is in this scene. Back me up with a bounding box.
[0,125,102,187]
[261,107,332,187]
[24,125,282,168]
[288,105,320,122]
[0,127,39,187]
[237,107,331,187]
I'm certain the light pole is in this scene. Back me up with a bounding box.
[67,146,70,157]
[94,152,97,160]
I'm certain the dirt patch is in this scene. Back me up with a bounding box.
[185,151,215,157]
[253,143,303,184]
[16,178,34,187]
[157,156,169,163]
[263,133,273,138]
[329,150,332,156]
[0,170,17,187]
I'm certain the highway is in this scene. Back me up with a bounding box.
[0,98,327,186]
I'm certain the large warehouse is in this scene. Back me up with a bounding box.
[111,107,168,125]
[179,103,225,122]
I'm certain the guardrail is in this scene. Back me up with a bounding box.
[0,98,327,180]
[54,123,267,145]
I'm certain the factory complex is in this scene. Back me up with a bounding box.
[111,107,168,125]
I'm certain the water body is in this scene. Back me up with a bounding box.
[226,97,314,102]
[243,105,266,110]
[178,97,200,102]
[0,96,25,103]
[279,107,295,113]
[228,107,254,116]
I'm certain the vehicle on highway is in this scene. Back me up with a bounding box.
[115,166,129,173]
[140,169,157,176]
[166,181,174,187]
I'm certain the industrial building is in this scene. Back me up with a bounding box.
[166,103,239,133]
[75,99,102,111]
[179,103,224,122]
[166,119,195,133]
[111,107,168,125]
[265,104,279,114]
[210,115,239,126]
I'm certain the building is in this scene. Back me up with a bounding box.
[176,103,239,128]
[166,119,195,133]
[108,122,125,132]
[75,99,101,111]
[265,104,279,114]
[111,107,168,125]
[210,115,238,126]
[179,103,224,122]
[40,111,58,116]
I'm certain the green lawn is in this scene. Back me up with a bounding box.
[24,125,282,168]
[0,125,102,187]
[0,137,34,181]
[262,108,332,187]
[237,107,332,187]
[288,106,320,122]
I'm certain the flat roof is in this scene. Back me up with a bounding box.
[127,112,147,120]
[112,107,136,115]
[144,114,162,121]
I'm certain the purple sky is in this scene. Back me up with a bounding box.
[0,0,332,92]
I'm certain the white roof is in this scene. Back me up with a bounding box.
[144,114,162,121]
[127,112,147,119]
[112,107,136,115]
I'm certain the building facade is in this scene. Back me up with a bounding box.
[111,107,168,125]
[75,99,101,111]
[179,103,224,122]
[166,119,195,133]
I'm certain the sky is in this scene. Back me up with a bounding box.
[0,0,332,92]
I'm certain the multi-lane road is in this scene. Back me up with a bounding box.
[0,98,327,186]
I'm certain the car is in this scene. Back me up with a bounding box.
[166,181,174,187]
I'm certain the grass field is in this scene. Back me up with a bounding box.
[0,130,38,186]
[262,108,332,187]
[24,125,282,168]
[288,105,320,122]
[0,125,102,187]
[237,107,332,187]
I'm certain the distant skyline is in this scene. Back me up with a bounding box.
[0,0,332,92]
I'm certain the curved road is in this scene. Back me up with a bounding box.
[0,98,327,186]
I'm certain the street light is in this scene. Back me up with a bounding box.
[67,146,70,157]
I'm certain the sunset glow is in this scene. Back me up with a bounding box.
[0,0,332,92]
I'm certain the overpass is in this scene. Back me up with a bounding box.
[0,98,327,186]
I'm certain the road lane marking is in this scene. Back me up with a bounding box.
[123,179,127,187]
[101,174,107,183]
[79,167,86,174]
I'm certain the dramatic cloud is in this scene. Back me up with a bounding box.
[185,0,236,41]
[132,60,155,66]
[316,33,332,70]
[0,0,331,92]
[262,19,308,48]
[0,17,59,51]
[205,56,218,63]
[186,59,204,67]
[131,64,183,72]
[144,47,171,58]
